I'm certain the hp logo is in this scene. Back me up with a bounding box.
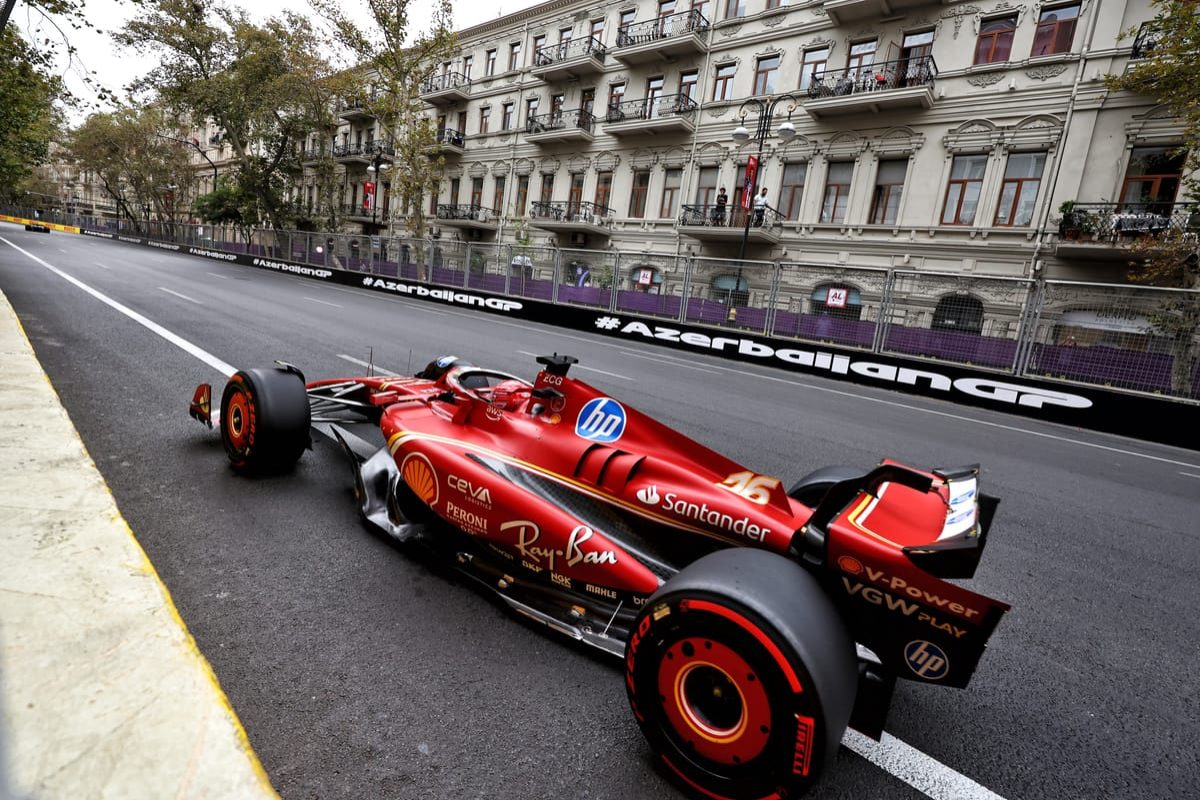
[904,640,950,680]
[575,398,627,443]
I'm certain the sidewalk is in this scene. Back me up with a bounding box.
[0,287,277,799]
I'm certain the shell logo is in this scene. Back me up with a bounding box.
[402,453,439,506]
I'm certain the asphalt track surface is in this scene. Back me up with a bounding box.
[2,228,1198,800]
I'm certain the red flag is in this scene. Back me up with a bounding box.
[741,155,759,210]
[363,181,375,210]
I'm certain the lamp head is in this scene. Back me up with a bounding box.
[777,120,796,142]
[732,125,750,144]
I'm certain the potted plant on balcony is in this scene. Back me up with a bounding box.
[1058,200,1083,240]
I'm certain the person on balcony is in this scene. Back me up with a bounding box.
[712,188,728,226]
[753,187,769,226]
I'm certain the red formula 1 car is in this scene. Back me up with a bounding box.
[189,355,1010,799]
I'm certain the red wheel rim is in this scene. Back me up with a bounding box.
[226,389,252,450]
[657,637,772,765]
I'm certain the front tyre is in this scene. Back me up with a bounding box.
[626,549,856,799]
[220,367,310,474]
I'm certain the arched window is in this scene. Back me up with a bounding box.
[932,294,984,334]
[810,284,863,321]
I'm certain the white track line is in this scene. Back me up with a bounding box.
[93,261,111,270]
[160,287,202,305]
[1180,471,1200,479]
[7,235,1014,800]
[623,350,721,374]
[337,354,402,375]
[516,350,632,380]
[207,272,229,280]
[1,237,235,377]
[843,730,1006,800]
[305,296,343,308]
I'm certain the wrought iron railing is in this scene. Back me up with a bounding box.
[1131,21,1163,60]
[303,148,326,161]
[343,203,382,218]
[434,128,466,148]
[525,109,595,135]
[421,71,471,94]
[616,10,710,46]
[605,93,698,123]
[437,204,496,222]
[533,36,606,66]
[333,141,395,158]
[678,203,783,231]
[1058,202,1200,242]
[807,56,937,98]
[529,200,613,224]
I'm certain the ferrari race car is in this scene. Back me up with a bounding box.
[188,355,1010,798]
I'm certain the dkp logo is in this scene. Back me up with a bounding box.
[575,398,627,443]
[904,640,950,680]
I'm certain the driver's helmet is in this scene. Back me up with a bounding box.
[488,379,531,412]
[416,355,472,382]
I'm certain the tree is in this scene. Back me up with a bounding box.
[1106,1,1200,396]
[115,2,345,230]
[70,105,193,232]
[310,0,457,239]
[0,25,61,202]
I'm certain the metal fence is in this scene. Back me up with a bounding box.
[9,205,1199,402]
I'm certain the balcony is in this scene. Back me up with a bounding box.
[805,57,937,119]
[423,128,466,157]
[342,203,383,222]
[435,204,499,232]
[613,10,709,65]
[1130,21,1163,60]
[530,37,606,82]
[302,147,326,165]
[604,94,698,137]
[528,201,613,236]
[524,109,595,145]
[676,204,782,244]
[1053,202,1200,261]
[822,0,933,25]
[333,140,396,165]
[420,71,472,105]
[338,98,375,122]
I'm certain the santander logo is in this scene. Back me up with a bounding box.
[636,485,660,505]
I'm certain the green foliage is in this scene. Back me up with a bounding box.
[194,183,251,225]
[0,27,61,201]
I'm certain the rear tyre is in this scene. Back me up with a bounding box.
[220,367,310,474]
[787,465,867,508]
[626,549,856,799]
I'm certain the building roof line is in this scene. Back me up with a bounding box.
[456,0,577,41]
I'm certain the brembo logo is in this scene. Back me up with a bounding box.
[253,257,332,278]
[361,277,523,312]
[608,319,1093,411]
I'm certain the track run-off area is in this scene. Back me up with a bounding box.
[2,227,1197,799]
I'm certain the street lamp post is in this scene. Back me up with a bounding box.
[365,150,391,231]
[729,94,798,309]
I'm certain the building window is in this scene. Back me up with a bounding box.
[608,82,626,112]
[994,152,1045,226]
[485,49,497,76]
[450,177,461,206]
[679,70,698,103]
[462,55,473,77]
[1031,4,1080,57]
[1119,146,1186,210]
[695,165,719,206]
[869,159,908,225]
[470,177,484,207]
[559,27,573,55]
[753,54,780,96]
[847,40,877,80]
[780,163,806,220]
[800,47,829,91]
[941,154,988,225]
[713,63,735,101]
[660,168,682,217]
[516,175,529,216]
[766,0,781,8]
[692,0,710,19]
[591,18,605,43]
[820,162,853,224]
[525,97,540,125]
[456,110,467,132]
[508,42,522,71]
[493,176,506,213]
[725,0,745,19]
[646,76,664,116]
[629,169,651,218]
[595,171,613,211]
[533,34,546,57]
[932,295,984,334]
[620,9,636,31]
[501,103,515,130]
[540,173,555,203]
[479,106,491,134]
[581,87,595,116]
[568,172,585,215]
[975,16,1017,65]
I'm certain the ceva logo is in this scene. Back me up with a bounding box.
[636,485,660,505]
[575,397,627,443]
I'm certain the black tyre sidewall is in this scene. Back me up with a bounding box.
[220,368,309,474]
[626,549,856,799]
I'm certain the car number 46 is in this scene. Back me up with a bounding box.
[718,471,780,505]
